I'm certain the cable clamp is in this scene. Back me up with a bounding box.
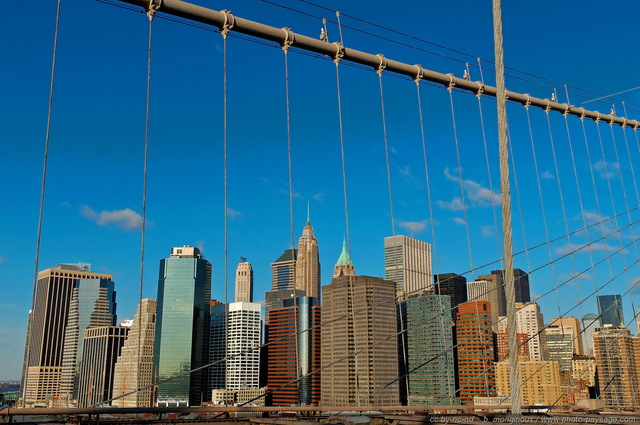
[147,0,162,21]
[476,82,485,98]
[579,108,587,120]
[220,10,235,39]
[544,99,552,114]
[524,94,532,109]
[281,27,295,53]
[413,64,423,85]
[446,73,455,91]
[333,42,345,64]
[621,118,628,128]
[504,90,510,101]
[595,111,601,123]
[563,104,571,116]
[376,54,387,76]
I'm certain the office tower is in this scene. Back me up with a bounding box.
[495,358,564,406]
[597,294,625,327]
[490,268,530,309]
[495,332,529,361]
[295,221,321,299]
[592,326,640,406]
[266,296,321,406]
[271,249,297,292]
[209,302,261,391]
[513,302,547,360]
[582,313,599,355]
[112,298,157,407]
[467,278,501,330]
[405,294,456,405]
[384,235,432,296]
[321,275,399,406]
[333,240,355,278]
[550,317,583,355]
[433,273,467,320]
[22,263,113,407]
[154,246,211,407]
[60,277,117,403]
[76,326,129,407]
[544,326,573,372]
[456,301,495,405]
[235,259,253,303]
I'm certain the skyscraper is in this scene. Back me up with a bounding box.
[550,316,583,355]
[466,278,501,330]
[76,326,128,407]
[295,221,321,299]
[455,301,495,405]
[592,326,640,406]
[597,294,625,327]
[513,302,547,360]
[582,313,600,355]
[384,235,432,296]
[154,246,211,407]
[271,249,297,292]
[333,240,355,278]
[490,268,530,309]
[112,298,157,408]
[235,259,253,303]
[405,294,456,405]
[209,302,261,391]
[321,275,399,406]
[433,273,467,320]
[22,263,113,407]
[266,296,321,406]
[60,277,117,403]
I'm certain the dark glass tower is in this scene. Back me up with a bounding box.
[597,294,625,327]
[154,246,211,407]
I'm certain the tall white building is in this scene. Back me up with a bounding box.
[384,235,432,296]
[514,302,547,360]
[210,302,262,391]
[235,259,253,303]
[112,298,157,407]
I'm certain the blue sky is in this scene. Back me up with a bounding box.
[2,0,640,381]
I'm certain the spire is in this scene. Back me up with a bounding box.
[333,239,355,278]
[307,201,310,225]
[335,239,351,266]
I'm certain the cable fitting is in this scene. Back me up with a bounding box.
[376,54,387,76]
[281,27,295,53]
[147,0,162,21]
[413,64,423,85]
[524,94,532,109]
[579,108,587,120]
[446,73,455,91]
[220,9,235,39]
[563,104,571,116]
[333,42,345,64]
[595,112,601,123]
[544,99,552,113]
[475,82,485,98]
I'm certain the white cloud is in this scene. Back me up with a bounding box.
[226,207,243,219]
[555,241,627,255]
[313,191,325,202]
[59,201,72,208]
[453,217,466,225]
[439,167,501,210]
[80,205,143,231]
[399,219,429,234]
[594,160,620,179]
[541,171,554,180]
[481,225,495,237]
[399,165,412,177]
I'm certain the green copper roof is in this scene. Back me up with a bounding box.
[335,240,352,266]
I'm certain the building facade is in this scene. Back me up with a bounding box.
[295,221,321,299]
[433,273,467,321]
[405,294,456,405]
[209,302,262,391]
[597,295,625,327]
[235,260,253,303]
[467,278,501,331]
[271,249,297,292]
[266,296,321,406]
[22,264,113,407]
[154,246,211,407]
[495,358,565,406]
[76,326,128,407]
[384,235,432,296]
[456,301,495,405]
[112,298,157,407]
[321,275,399,406]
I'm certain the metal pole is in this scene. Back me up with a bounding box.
[115,0,639,128]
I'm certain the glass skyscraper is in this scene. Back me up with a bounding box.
[597,294,625,327]
[154,246,211,407]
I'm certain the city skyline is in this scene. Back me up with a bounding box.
[3,0,640,384]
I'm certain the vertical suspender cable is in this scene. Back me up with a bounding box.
[137,1,157,406]
[283,35,296,278]
[491,0,520,415]
[334,54,351,258]
[26,0,62,402]
[223,24,229,307]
